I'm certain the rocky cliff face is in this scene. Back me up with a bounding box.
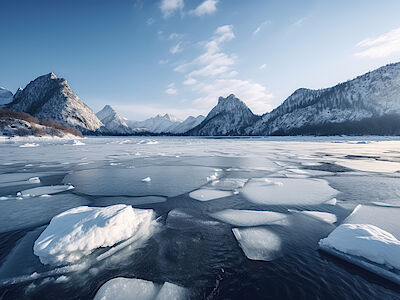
[8,73,102,132]
[248,62,400,135]
[187,94,259,136]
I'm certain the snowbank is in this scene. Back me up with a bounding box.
[34,205,155,266]
[319,224,400,270]
[94,277,187,300]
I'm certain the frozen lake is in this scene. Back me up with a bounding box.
[0,136,399,299]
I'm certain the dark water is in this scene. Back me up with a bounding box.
[0,137,399,299]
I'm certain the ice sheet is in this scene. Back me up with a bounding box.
[232,227,281,261]
[242,178,338,205]
[210,209,288,226]
[290,210,337,224]
[189,189,232,201]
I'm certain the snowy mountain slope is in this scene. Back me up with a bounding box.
[96,105,132,134]
[169,115,205,134]
[129,113,182,133]
[248,62,400,135]
[187,94,260,136]
[0,87,13,106]
[8,73,102,132]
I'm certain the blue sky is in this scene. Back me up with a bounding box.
[1,0,400,120]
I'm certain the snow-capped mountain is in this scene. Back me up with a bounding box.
[187,94,260,136]
[96,105,132,134]
[248,62,400,135]
[0,87,13,106]
[129,113,182,133]
[169,115,205,134]
[8,73,102,133]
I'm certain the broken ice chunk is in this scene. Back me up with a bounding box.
[232,227,281,261]
[211,209,288,226]
[34,205,156,266]
[189,189,232,201]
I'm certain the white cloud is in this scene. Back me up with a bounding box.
[183,77,197,85]
[252,20,271,36]
[146,18,155,25]
[165,83,177,95]
[355,27,400,59]
[170,42,183,54]
[259,63,267,70]
[159,59,169,64]
[292,16,308,27]
[190,0,218,16]
[172,24,273,114]
[168,32,183,40]
[159,0,184,18]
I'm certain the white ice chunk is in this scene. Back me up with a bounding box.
[319,224,400,270]
[142,177,151,182]
[94,278,187,300]
[72,140,85,146]
[19,143,39,148]
[34,205,155,266]
[290,210,337,224]
[206,172,219,182]
[20,185,74,197]
[156,282,187,300]
[242,178,337,205]
[28,177,41,184]
[94,277,158,300]
[324,198,337,205]
[232,227,281,261]
[189,189,232,201]
[211,209,288,226]
[336,159,400,173]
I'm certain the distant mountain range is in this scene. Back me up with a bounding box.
[3,62,400,136]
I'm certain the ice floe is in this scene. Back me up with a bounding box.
[319,224,400,270]
[290,210,337,224]
[242,178,338,205]
[232,227,281,261]
[94,277,187,300]
[19,143,39,148]
[28,177,41,184]
[142,177,151,182]
[335,159,400,173]
[189,189,232,201]
[210,209,288,226]
[34,205,156,266]
[20,185,74,197]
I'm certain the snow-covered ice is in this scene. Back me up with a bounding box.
[242,178,338,205]
[335,158,400,173]
[319,224,400,270]
[211,209,288,226]
[232,227,281,261]
[20,185,74,197]
[33,205,156,266]
[94,277,187,300]
[142,177,151,182]
[19,143,39,148]
[189,188,232,201]
[290,210,337,224]
[28,177,41,184]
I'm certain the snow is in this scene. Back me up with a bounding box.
[33,205,156,266]
[20,185,74,197]
[20,143,39,148]
[211,209,288,226]
[0,86,13,105]
[232,227,281,261]
[242,178,338,205]
[94,277,187,300]
[335,159,400,173]
[319,224,400,270]
[28,177,41,184]
[189,189,232,201]
[290,210,337,224]
[72,140,85,146]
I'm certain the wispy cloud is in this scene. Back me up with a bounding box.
[168,33,183,40]
[253,20,271,36]
[170,42,183,54]
[159,0,184,18]
[159,59,169,64]
[146,17,155,25]
[165,83,177,95]
[190,0,218,16]
[355,27,400,59]
[291,16,308,28]
[259,63,267,70]
[173,25,273,114]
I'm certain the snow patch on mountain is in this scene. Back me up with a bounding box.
[0,87,13,106]
[96,105,132,134]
